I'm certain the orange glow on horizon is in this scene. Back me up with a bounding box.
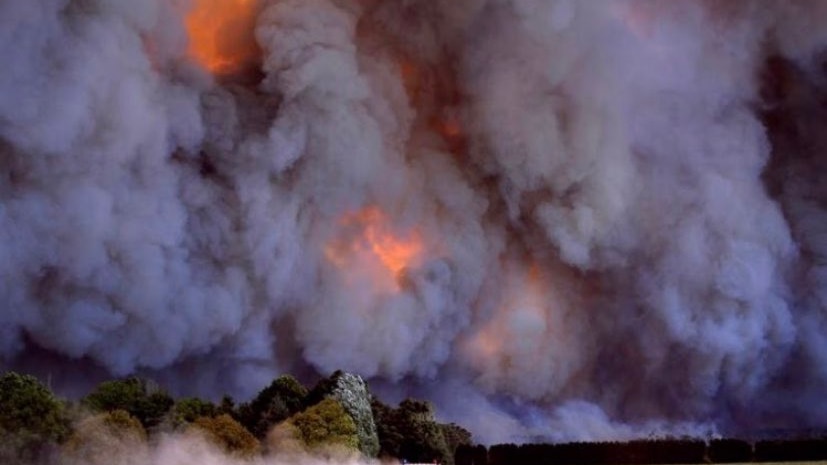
[185,0,259,73]
[325,207,424,288]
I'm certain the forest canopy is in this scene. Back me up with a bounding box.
[0,370,470,464]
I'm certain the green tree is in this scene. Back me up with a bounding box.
[441,422,473,459]
[239,375,308,438]
[83,377,173,429]
[0,372,70,461]
[171,397,217,426]
[288,398,359,452]
[191,414,260,458]
[372,397,403,460]
[218,395,237,417]
[372,397,454,465]
[305,370,379,457]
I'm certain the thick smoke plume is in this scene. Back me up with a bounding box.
[2,0,827,443]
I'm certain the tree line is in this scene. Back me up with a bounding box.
[0,370,471,464]
[456,437,827,465]
[7,369,827,465]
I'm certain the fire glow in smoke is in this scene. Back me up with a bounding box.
[2,0,827,446]
[185,0,259,73]
[325,207,424,290]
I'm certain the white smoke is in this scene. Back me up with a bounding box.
[57,429,394,465]
[2,0,827,444]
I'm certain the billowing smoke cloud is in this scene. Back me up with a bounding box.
[2,0,827,444]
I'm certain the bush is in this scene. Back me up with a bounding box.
[754,438,827,462]
[62,410,147,464]
[289,398,359,453]
[708,438,752,462]
[373,397,452,465]
[191,414,260,458]
[0,372,70,462]
[305,371,379,457]
[170,397,217,427]
[239,375,308,439]
[83,378,173,429]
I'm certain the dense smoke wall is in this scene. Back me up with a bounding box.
[2,0,827,444]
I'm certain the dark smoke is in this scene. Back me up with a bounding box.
[2,0,827,444]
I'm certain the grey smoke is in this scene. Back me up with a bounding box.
[2,0,827,444]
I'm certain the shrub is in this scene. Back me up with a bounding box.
[62,410,147,464]
[191,413,260,458]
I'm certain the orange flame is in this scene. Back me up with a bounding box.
[325,207,424,288]
[185,0,259,73]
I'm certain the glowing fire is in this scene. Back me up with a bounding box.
[396,57,466,153]
[466,262,548,364]
[325,207,424,288]
[185,0,259,73]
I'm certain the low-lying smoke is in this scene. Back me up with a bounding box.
[2,0,827,443]
[55,429,390,465]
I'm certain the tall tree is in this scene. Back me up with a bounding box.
[239,374,308,438]
[288,398,359,452]
[0,372,70,462]
[373,397,456,465]
[305,371,379,457]
[83,377,173,429]
[191,414,261,458]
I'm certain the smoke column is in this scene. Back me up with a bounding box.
[2,0,827,443]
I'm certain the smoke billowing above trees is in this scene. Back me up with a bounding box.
[1,0,827,444]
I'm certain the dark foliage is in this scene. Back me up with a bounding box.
[481,439,706,465]
[0,372,70,462]
[442,423,473,458]
[238,374,308,439]
[708,438,753,462]
[456,444,489,465]
[218,395,237,417]
[488,443,520,465]
[372,397,454,465]
[171,397,218,425]
[471,444,489,465]
[754,438,827,462]
[83,377,174,429]
[11,368,827,465]
[303,370,344,409]
[455,444,475,465]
